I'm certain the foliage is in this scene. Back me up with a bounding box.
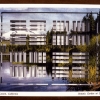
[76,44,87,52]
[82,13,96,33]
[88,65,96,82]
[58,63,66,67]
[69,69,72,80]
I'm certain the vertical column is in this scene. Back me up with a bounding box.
[38,52,42,63]
[72,36,74,45]
[14,66,18,77]
[41,52,43,63]
[36,52,37,63]
[60,21,63,31]
[56,67,60,78]
[73,21,76,31]
[61,35,64,45]
[77,21,80,32]
[57,35,60,45]
[43,52,46,63]
[66,21,69,33]
[77,35,81,45]
[43,67,46,77]
[73,35,76,45]
[53,35,56,45]
[66,35,69,45]
[37,67,39,77]
[10,66,14,77]
[42,52,43,63]
[10,52,12,62]
[34,65,37,77]
[32,66,35,77]
[15,52,17,62]
[39,67,43,77]
[34,52,35,63]
[34,52,36,63]
[59,21,61,32]
[18,66,23,77]
[29,52,32,63]
[23,66,27,77]
[56,21,60,31]
[23,52,26,63]
[53,20,56,32]
[19,52,22,62]
[36,67,39,77]
[82,35,85,45]
[32,52,33,63]
[52,52,56,63]
[82,22,85,32]
[29,66,32,77]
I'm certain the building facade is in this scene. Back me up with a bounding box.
[10,20,26,31]
[30,20,46,31]
[10,65,47,78]
[53,20,69,33]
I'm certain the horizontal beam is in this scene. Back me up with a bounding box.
[1,12,98,14]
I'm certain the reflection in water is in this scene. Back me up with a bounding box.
[10,65,47,78]
[2,52,98,80]
[52,66,69,78]
[0,62,91,91]
[10,65,86,79]
[4,69,10,75]
[6,63,87,80]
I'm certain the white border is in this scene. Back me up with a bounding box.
[0,4,100,96]
[0,4,100,8]
[0,91,100,96]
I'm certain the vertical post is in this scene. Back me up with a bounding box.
[10,66,14,77]
[18,66,23,78]
[29,52,31,63]
[77,21,80,32]
[32,66,35,77]
[10,52,12,62]
[14,66,18,77]
[19,52,22,63]
[23,52,26,63]
[77,35,80,45]
[73,35,76,45]
[15,52,17,62]
[34,52,35,63]
[36,52,37,63]
[29,66,32,77]
[73,21,76,31]
[82,35,85,45]
[23,66,27,78]
[82,21,85,32]
[66,35,69,45]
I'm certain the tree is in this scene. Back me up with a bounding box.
[88,13,95,33]
[26,35,29,51]
[82,13,96,35]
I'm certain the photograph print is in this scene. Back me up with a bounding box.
[0,5,100,93]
